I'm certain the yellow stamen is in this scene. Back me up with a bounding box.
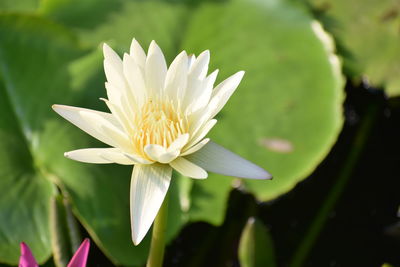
[131,98,189,160]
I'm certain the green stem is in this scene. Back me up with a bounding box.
[290,103,380,267]
[146,194,169,267]
[63,198,81,252]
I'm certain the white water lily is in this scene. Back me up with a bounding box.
[53,39,272,245]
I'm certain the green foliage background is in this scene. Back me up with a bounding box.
[0,0,397,266]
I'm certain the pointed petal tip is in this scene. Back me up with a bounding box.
[130,210,151,246]
[102,43,111,56]
[178,50,188,59]
[149,40,158,49]
[52,104,72,113]
[20,242,28,253]
[241,165,272,180]
[148,40,163,54]
[199,50,210,60]
[102,42,111,51]
[75,238,90,254]
[103,43,121,62]
[19,242,38,267]
[52,104,65,113]
[67,238,90,267]
[261,170,273,180]
[82,238,90,246]
[131,230,145,246]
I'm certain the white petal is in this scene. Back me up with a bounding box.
[104,82,120,108]
[144,144,179,164]
[208,71,244,118]
[144,144,166,161]
[145,41,167,95]
[105,80,137,121]
[189,50,209,80]
[129,38,146,69]
[80,110,131,149]
[168,133,189,152]
[170,157,207,179]
[52,105,121,148]
[130,164,172,245]
[187,54,196,69]
[185,69,219,113]
[100,150,136,165]
[164,51,188,99]
[64,148,134,165]
[188,108,212,135]
[183,78,203,112]
[195,69,219,110]
[124,153,153,164]
[103,46,138,114]
[103,44,125,90]
[123,53,146,106]
[65,148,114,164]
[186,141,272,180]
[186,119,217,150]
[101,98,132,134]
[181,138,210,156]
[158,152,180,164]
[104,82,122,108]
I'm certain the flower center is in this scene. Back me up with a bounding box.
[131,98,188,158]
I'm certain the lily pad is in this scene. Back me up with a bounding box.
[0,14,78,264]
[306,0,400,97]
[40,0,121,29]
[182,0,344,201]
[0,0,39,12]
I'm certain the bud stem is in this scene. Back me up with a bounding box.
[146,193,169,267]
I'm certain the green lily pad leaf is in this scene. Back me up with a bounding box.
[0,0,39,12]
[0,82,55,264]
[77,0,189,61]
[41,0,189,60]
[307,0,400,97]
[182,0,344,201]
[40,0,122,29]
[188,176,233,225]
[239,217,276,267]
[0,14,79,264]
